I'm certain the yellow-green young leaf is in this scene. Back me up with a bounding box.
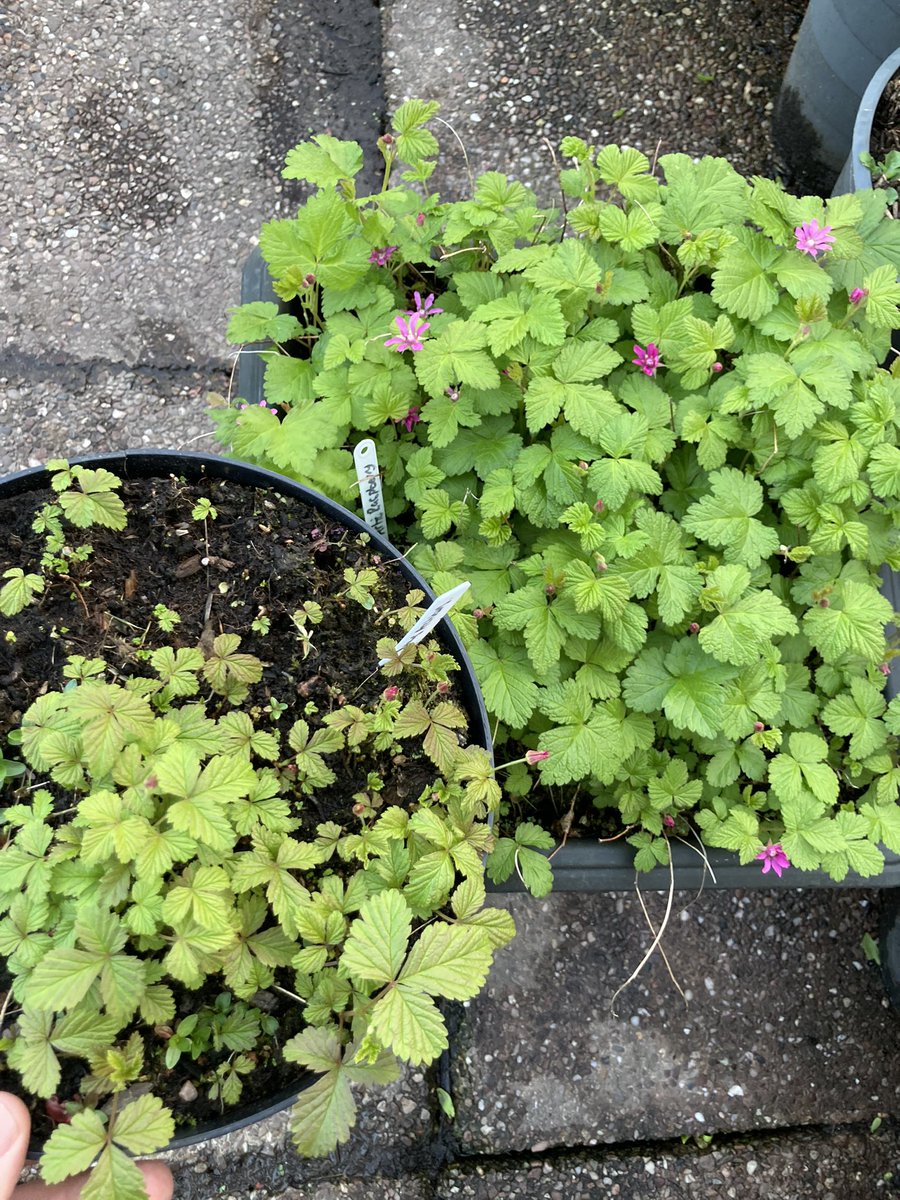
[28,948,103,1012]
[40,1108,108,1183]
[111,1093,175,1155]
[340,889,411,986]
[369,985,448,1065]
[283,1025,343,1073]
[459,907,518,950]
[450,876,486,921]
[698,590,798,666]
[79,1144,147,1200]
[289,1071,357,1158]
[398,924,493,1000]
[0,568,44,616]
[51,1008,122,1057]
[6,1031,60,1097]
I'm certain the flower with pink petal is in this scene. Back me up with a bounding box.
[793,219,834,258]
[368,245,399,267]
[632,342,662,377]
[385,314,430,352]
[525,749,550,765]
[756,841,791,878]
[399,405,421,432]
[849,287,869,305]
[406,291,443,319]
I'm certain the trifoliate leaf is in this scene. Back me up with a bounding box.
[822,677,888,758]
[802,581,893,663]
[699,588,798,666]
[40,1108,108,1183]
[683,467,780,568]
[468,640,539,726]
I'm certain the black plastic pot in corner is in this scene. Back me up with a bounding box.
[773,0,900,195]
[236,246,284,405]
[0,449,492,1154]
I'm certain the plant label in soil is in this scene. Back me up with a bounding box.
[382,580,472,663]
[353,438,388,537]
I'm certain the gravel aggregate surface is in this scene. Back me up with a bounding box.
[450,890,899,1154]
[383,0,808,203]
[439,1124,900,1199]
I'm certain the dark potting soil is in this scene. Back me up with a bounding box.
[0,470,469,1142]
[870,73,900,167]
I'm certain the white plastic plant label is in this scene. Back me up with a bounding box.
[353,438,388,537]
[379,580,472,664]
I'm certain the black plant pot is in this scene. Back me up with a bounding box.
[0,448,492,1153]
[773,0,900,195]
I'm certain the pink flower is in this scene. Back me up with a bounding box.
[368,245,399,267]
[385,314,430,352]
[711,361,723,373]
[632,343,662,377]
[400,406,421,432]
[416,213,426,227]
[525,749,550,765]
[793,219,834,258]
[406,291,443,319]
[849,287,868,305]
[756,841,791,878]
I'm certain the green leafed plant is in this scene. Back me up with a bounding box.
[215,102,900,883]
[0,461,522,1197]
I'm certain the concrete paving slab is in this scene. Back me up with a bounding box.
[0,0,382,371]
[383,0,806,203]
[439,1125,900,1199]
[164,1066,444,1200]
[449,890,899,1153]
[0,361,224,474]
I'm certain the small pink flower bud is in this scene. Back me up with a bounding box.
[711,361,723,373]
[382,686,399,701]
[849,287,868,305]
[818,597,830,608]
[473,607,484,619]
[437,681,450,695]
[596,557,608,572]
[879,662,891,677]
[525,749,550,765]
[144,774,159,790]
[753,721,765,732]
[303,273,316,287]
[663,815,675,829]
[593,499,604,513]
[416,212,425,227]
[545,583,556,596]
[352,802,368,817]
[381,133,394,146]
[688,622,700,634]
[577,460,589,471]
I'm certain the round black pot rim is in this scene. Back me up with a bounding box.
[1,447,491,1154]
